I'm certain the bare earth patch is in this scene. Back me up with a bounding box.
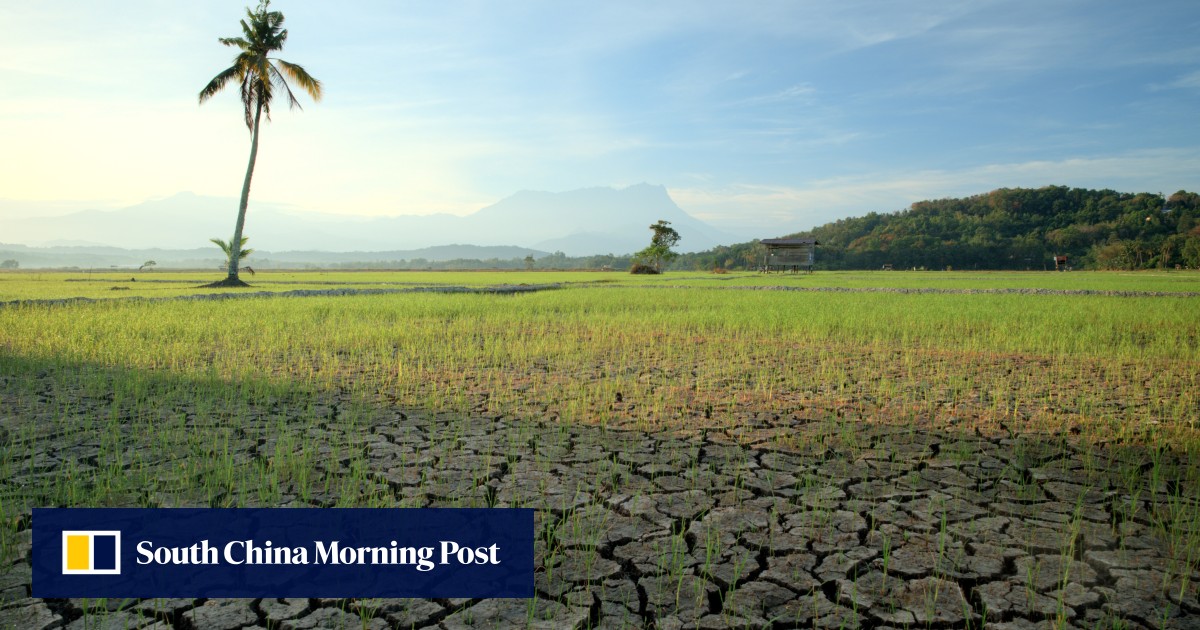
[1,364,1197,629]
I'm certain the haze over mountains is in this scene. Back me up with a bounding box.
[3,184,746,258]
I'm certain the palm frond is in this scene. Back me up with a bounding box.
[274,59,323,101]
[210,237,252,260]
[218,36,250,49]
[268,64,302,110]
[240,76,256,130]
[262,2,286,32]
[254,57,275,120]
[199,66,240,104]
[209,237,231,256]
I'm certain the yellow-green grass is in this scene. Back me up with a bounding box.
[4,268,1200,302]
[2,273,1198,581]
[656,269,1200,292]
[0,269,587,301]
[3,285,1196,440]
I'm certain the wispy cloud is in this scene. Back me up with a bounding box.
[671,148,1200,232]
[734,84,817,107]
[1155,70,1200,90]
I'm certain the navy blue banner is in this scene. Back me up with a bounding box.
[33,508,533,598]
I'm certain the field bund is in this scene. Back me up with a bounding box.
[0,270,1197,628]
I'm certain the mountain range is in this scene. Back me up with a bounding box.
[3,184,741,257]
[0,243,554,270]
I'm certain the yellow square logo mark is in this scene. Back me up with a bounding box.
[65,535,90,571]
[61,531,121,575]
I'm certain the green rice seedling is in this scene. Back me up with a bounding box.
[3,269,1199,625]
[879,532,892,588]
[354,598,382,629]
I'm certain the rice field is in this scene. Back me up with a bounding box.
[0,270,1197,628]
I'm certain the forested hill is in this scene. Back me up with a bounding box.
[683,187,1200,271]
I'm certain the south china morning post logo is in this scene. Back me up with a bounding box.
[132,537,498,572]
[33,508,533,598]
[61,531,121,575]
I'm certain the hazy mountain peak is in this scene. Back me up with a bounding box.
[5,184,737,255]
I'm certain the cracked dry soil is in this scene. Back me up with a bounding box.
[1,373,1198,629]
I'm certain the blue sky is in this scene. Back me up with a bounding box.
[2,0,1198,238]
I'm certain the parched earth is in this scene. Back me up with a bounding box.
[1,376,1198,629]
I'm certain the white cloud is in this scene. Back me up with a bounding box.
[734,84,818,107]
[1167,70,1200,90]
[671,148,1200,233]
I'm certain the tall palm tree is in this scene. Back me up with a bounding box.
[199,0,321,287]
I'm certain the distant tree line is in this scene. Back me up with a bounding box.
[674,187,1200,271]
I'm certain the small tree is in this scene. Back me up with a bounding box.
[0,259,18,269]
[524,254,535,270]
[211,237,254,268]
[138,260,157,271]
[634,220,681,272]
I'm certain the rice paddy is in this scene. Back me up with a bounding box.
[0,270,1197,628]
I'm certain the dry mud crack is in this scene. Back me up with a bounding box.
[1,375,1197,629]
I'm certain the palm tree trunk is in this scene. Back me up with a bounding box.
[220,99,263,286]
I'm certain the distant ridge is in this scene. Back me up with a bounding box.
[0,243,549,270]
[2,184,738,256]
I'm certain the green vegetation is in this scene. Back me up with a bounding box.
[1,270,1197,625]
[199,0,322,286]
[682,187,1200,272]
[634,220,682,273]
[799,187,1198,271]
[2,271,1196,450]
[3,269,1199,303]
[2,267,1200,302]
[209,236,254,268]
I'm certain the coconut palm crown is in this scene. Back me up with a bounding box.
[199,0,321,286]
